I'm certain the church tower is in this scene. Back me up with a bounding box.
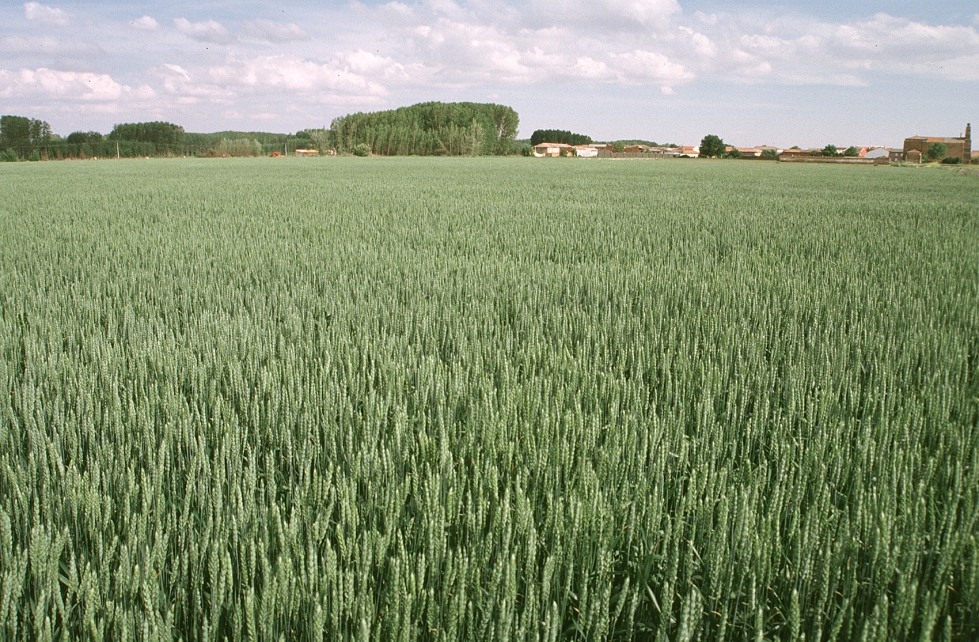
[965,123,971,163]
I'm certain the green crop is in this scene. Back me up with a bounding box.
[0,157,976,640]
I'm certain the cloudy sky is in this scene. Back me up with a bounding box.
[1,0,977,147]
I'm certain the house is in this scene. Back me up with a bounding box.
[533,142,574,157]
[903,124,971,162]
[574,145,599,157]
[680,146,699,158]
[754,145,782,155]
[737,147,761,157]
[888,149,905,162]
[623,145,650,154]
[905,149,922,163]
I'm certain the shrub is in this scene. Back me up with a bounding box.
[28,149,40,162]
[725,148,741,159]
[353,143,371,157]
[521,145,532,157]
[761,149,778,159]
[1,148,18,162]
[940,156,961,165]
[972,157,979,165]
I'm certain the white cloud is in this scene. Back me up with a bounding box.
[243,19,309,43]
[0,67,154,102]
[152,53,420,106]
[24,2,69,27]
[693,11,718,26]
[174,18,236,45]
[724,13,979,84]
[131,16,159,31]
[528,0,680,31]
[609,49,694,85]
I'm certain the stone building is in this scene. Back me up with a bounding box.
[903,124,971,162]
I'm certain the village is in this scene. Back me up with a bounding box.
[531,123,975,165]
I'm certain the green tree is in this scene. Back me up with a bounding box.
[66,131,103,145]
[108,121,185,154]
[699,134,725,158]
[353,143,371,157]
[761,149,778,159]
[725,148,742,159]
[927,142,947,161]
[843,146,859,157]
[1,115,52,151]
[530,129,592,146]
[822,144,840,157]
[330,102,519,156]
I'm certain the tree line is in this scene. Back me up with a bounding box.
[529,129,593,146]
[330,102,519,156]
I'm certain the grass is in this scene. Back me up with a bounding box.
[0,157,977,640]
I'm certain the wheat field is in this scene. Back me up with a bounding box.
[0,157,976,640]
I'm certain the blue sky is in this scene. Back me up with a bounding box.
[1,0,976,147]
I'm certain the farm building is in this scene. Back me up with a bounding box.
[295,149,319,156]
[680,146,699,158]
[574,146,599,157]
[903,124,971,162]
[888,149,905,162]
[533,142,574,157]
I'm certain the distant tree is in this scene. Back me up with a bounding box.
[530,129,592,146]
[725,148,742,159]
[1,148,18,162]
[330,102,518,156]
[761,149,778,159]
[215,138,262,157]
[927,142,947,161]
[28,149,40,162]
[790,145,801,149]
[108,121,185,153]
[29,119,52,146]
[296,128,331,151]
[66,131,103,145]
[353,143,371,157]
[822,144,840,157]
[612,141,625,153]
[491,105,519,154]
[699,134,724,158]
[843,146,859,157]
[1,115,52,150]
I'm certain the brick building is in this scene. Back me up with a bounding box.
[903,124,971,162]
